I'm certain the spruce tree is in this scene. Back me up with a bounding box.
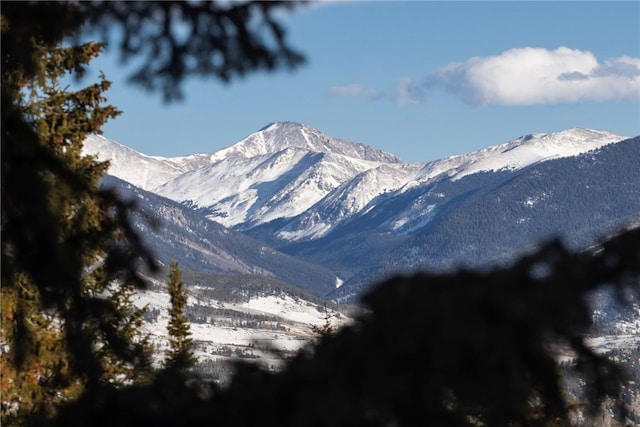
[1,37,153,425]
[165,262,196,371]
[2,2,303,424]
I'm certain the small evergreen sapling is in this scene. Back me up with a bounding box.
[311,304,336,338]
[165,262,196,371]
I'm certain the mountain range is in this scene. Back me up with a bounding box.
[84,122,640,302]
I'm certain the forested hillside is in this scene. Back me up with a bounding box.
[333,136,640,301]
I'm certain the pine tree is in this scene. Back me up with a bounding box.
[1,2,303,424]
[311,304,336,338]
[165,262,196,371]
[1,37,153,425]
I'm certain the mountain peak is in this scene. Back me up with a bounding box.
[260,121,307,131]
[209,122,402,164]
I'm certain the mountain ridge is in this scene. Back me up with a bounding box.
[83,134,214,191]
[84,123,637,300]
[329,136,640,302]
[84,123,626,241]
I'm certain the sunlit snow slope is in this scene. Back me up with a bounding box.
[84,124,626,242]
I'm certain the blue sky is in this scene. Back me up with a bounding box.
[88,1,640,163]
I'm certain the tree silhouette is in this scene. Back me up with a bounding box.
[79,1,306,101]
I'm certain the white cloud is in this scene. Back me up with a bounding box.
[395,77,424,106]
[427,47,640,105]
[328,78,426,106]
[327,84,382,100]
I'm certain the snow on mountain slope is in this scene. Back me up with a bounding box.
[411,128,624,185]
[331,136,640,303]
[278,163,422,241]
[209,121,402,164]
[154,123,401,229]
[378,128,627,231]
[82,134,214,190]
[87,125,626,244]
[272,128,625,242]
[102,175,339,296]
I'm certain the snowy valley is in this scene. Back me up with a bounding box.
[133,274,352,380]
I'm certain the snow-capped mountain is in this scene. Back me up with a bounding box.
[85,123,638,302]
[85,123,624,241]
[369,129,625,234]
[80,125,639,384]
[244,126,625,242]
[151,122,402,229]
[273,127,621,242]
[415,127,622,182]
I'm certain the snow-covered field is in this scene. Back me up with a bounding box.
[133,283,639,375]
[133,287,351,372]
